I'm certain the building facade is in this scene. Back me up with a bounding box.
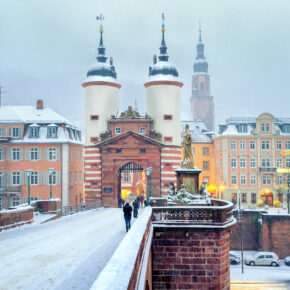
[83,19,182,207]
[214,113,290,206]
[190,27,215,131]
[0,100,83,210]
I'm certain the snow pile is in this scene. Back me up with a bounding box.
[90,207,152,290]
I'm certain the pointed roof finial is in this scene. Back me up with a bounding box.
[159,12,169,61]
[96,14,107,63]
[199,22,202,42]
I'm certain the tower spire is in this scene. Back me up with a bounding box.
[199,22,202,42]
[159,13,169,62]
[96,14,107,63]
[193,23,208,73]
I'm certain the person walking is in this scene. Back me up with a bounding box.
[133,199,139,218]
[123,202,132,232]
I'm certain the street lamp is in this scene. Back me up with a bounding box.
[26,170,32,205]
[48,168,54,199]
[145,167,152,205]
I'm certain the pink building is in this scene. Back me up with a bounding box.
[214,113,290,206]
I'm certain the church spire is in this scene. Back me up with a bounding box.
[193,23,208,73]
[96,14,107,63]
[158,13,169,62]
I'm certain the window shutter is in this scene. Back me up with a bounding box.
[36,128,40,138]
[56,171,61,185]
[26,148,30,161]
[43,171,48,185]
[9,128,12,137]
[7,148,12,161]
[38,148,42,161]
[44,148,48,160]
[56,148,60,160]
[7,172,11,186]
[38,172,42,185]
[19,128,22,137]
[20,172,24,185]
[20,148,23,161]
[28,128,32,138]
[0,148,5,161]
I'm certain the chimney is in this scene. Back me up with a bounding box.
[36,100,44,110]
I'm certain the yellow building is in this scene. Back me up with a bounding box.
[182,121,216,195]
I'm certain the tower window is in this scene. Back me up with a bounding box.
[115,127,121,134]
[139,127,146,134]
[163,115,173,120]
[90,137,99,143]
[90,115,99,120]
[140,149,146,153]
[164,136,173,142]
[116,149,122,153]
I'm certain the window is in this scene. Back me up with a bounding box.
[250,158,256,168]
[12,172,21,185]
[122,172,132,183]
[242,193,247,203]
[231,176,237,185]
[240,158,246,168]
[261,140,270,150]
[30,171,39,185]
[69,171,73,185]
[286,141,290,150]
[276,158,282,168]
[164,115,173,120]
[47,126,57,138]
[75,171,78,184]
[49,171,57,185]
[0,128,4,137]
[90,115,99,120]
[261,123,270,132]
[277,176,283,185]
[282,124,290,133]
[237,124,247,133]
[10,127,22,138]
[28,127,39,138]
[240,176,246,185]
[12,148,21,161]
[250,175,256,185]
[203,147,209,156]
[0,148,5,161]
[0,172,5,188]
[12,196,20,206]
[232,193,237,203]
[251,193,256,204]
[115,127,121,134]
[30,148,39,160]
[80,150,82,161]
[262,175,271,185]
[75,149,78,161]
[70,148,73,161]
[48,148,57,161]
[79,171,82,183]
[231,158,237,168]
[276,140,282,150]
[240,140,245,150]
[250,140,256,150]
[116,149,122,153]
[67,128,73,139]
[286,158,290,167]
[164,136,173,142]
[0,196,3,210]
[230,140,236,150]
[140,149,146,153]
[203,161,209,170]
[139,127,146,134]
[262,158,270,167]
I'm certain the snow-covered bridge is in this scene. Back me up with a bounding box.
[0,208,128,290]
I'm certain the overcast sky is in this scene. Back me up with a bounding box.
[0,0,290,130]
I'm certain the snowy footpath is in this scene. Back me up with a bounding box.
[0,208,135,290]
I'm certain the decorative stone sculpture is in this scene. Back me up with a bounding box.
[181,124,195,168]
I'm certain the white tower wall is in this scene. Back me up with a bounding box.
[84,84,119,146]
[146,84,181,146]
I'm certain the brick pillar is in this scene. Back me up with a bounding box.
[152,228,230,289]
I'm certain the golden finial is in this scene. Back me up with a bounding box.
[161,13,165,32]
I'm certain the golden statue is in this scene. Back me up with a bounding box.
[181,124,195,168]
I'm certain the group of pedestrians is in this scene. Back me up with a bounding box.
[123,195,148,232]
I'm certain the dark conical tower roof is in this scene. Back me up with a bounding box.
[148,14,179,80]
[86,22,117,80]
[193,24,208,74]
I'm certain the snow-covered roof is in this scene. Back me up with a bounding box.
[182,120,214,143]
[0,106,72,125]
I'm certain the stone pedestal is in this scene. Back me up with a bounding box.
[175,167,201,194]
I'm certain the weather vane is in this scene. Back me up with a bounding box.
[96,14,105,33]
[162,13,165,24]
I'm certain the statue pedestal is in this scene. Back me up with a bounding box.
[175,167,201,195]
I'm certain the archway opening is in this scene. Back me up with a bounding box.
[261,190,273,205]
[118,162,147,207]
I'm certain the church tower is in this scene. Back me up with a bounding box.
[144,15,183,146]
[190,26,214,131]
[82,19,121,146]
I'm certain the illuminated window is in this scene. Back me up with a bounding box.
[242,193,247,203]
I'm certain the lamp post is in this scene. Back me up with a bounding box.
[145,167,152,205]
[238,189,244,274]
[26,170,32,205]
[48,168,54,199]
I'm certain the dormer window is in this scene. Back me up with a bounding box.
[28,124,40,138]
[77,130,81,140]
[261,123,270,132]
[47,125,58,138]
[237,124,247,133]
[73,130,77,139]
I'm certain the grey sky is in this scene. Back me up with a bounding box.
[0,0,289,129]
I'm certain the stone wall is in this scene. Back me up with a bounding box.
[0,206,34,231]
[35,199,61,214]
[152,228,231,290]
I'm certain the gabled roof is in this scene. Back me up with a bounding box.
[96,130,165,147]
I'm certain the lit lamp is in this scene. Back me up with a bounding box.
[145,167,152,204]
[26,170,32,205]
[48,168,54,199]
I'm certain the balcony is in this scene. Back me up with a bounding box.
[259,167,277,173]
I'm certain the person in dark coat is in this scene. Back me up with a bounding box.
[123,202,132,232]
[133,199,139,218]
